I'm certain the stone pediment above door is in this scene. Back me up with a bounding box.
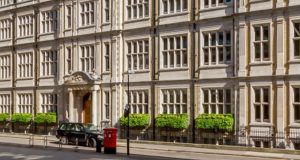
[64,71,100,85]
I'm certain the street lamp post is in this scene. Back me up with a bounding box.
[126,70,134,156]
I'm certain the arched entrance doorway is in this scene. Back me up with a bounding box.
[82,93,92,123]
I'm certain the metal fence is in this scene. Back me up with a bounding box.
[119,127,300,150]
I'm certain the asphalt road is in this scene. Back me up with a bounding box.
[0,145,285,160]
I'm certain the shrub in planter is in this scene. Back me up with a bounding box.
[11,113,33,124]
[195,114,234,132]
[120,114,150,128]
[0,113,9,122]
[155,114,189,130]
[34,112,57,124]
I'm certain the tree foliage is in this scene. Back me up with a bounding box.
[0,113,9,122]
[120,114,150,128]
[155,114,189,130]
[195,114,234,132]
[11,113,33,124]
[34,112,57,124]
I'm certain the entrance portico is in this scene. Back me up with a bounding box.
[64,71,100,126]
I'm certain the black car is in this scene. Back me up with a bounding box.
[56,122,103,147]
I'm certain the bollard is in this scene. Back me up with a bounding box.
[58,137,62,150]
[44,136,48,149]
[74,138,78,152]
[29,135,31,147]
[28,134,34,147]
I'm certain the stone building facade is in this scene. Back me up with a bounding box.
[0,0,300,149]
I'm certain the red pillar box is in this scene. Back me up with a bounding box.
[103,128,117,154]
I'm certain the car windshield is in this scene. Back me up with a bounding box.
[82,124,98,131]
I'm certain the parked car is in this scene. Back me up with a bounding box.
[56,122,103,147]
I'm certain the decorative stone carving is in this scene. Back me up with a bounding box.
[64,71,96,85]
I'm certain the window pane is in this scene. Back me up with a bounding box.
[295,88,300,103]
[255,89,260,103]
[294,39,300,57]
[163,52,168,68]
[218,32,223,45]
[218,104,223,114]
[211,90,216,103]
[226,47,231,62]
[263,42,269,60]
[203,105,209,113]
[204,90,209,103]
[295,105,300,121]
[211,48,216,64]
[211,33,216,46]
[254,43,261,60]
[218,47,224,63]
[225,90,231,103]
[263,26,269,40]
[255,27,260,41]
[211,105,216,114]
[294,23,300,37]
[204,49,209,65]
[226,31,231,44]
[263,88,269,103]
[263,105,269,121]
[218,90,223,102]
[255,105,261,122]
[204,34,209,46]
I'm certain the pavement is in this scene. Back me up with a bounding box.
[0,133,299,160]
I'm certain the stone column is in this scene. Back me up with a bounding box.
[68,89,74,122]
[92,85,100,126]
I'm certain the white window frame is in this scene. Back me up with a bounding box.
[202,88,231,114]
[126,0,149,20]
[127,39,149,71]
[127,90,149,114]
[0,94,10,114]
[104,43,110,72]
[0,19,11,40]
[161,35,188,69]
[0,0,12,7]
[41,10,58,34]
[253,87,270,123]
[161,0,188,15]
[66,5,72,29]
[17,15,33,37]
[40,93,57,113]
[0,55,10,79]
[17,52,33,78]
[41,50,57,77]
[80,1,95,27]
[161,89,187,114]
[203,0,232,9]
[66,47,72,74]
[202,31,232,66]
[80,45,95,73]
[104,91,110,119]
[293,22,300,59]
[293,87,300,123]
[104,0,110,23]
[253,24,270,62]
[17,93,33,114]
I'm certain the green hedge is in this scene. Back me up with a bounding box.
[155,114,189,130]
[120,114,150,128]
[11,113,33,124]
[195,114,234,132]
[34,112,57,124]
[0,113,9,122]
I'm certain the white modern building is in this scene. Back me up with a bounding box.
[0,0,300,149]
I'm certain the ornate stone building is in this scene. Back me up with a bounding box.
[0,0,300,149]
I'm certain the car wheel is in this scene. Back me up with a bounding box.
[88,138,96,148]
[60,136,68,145]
